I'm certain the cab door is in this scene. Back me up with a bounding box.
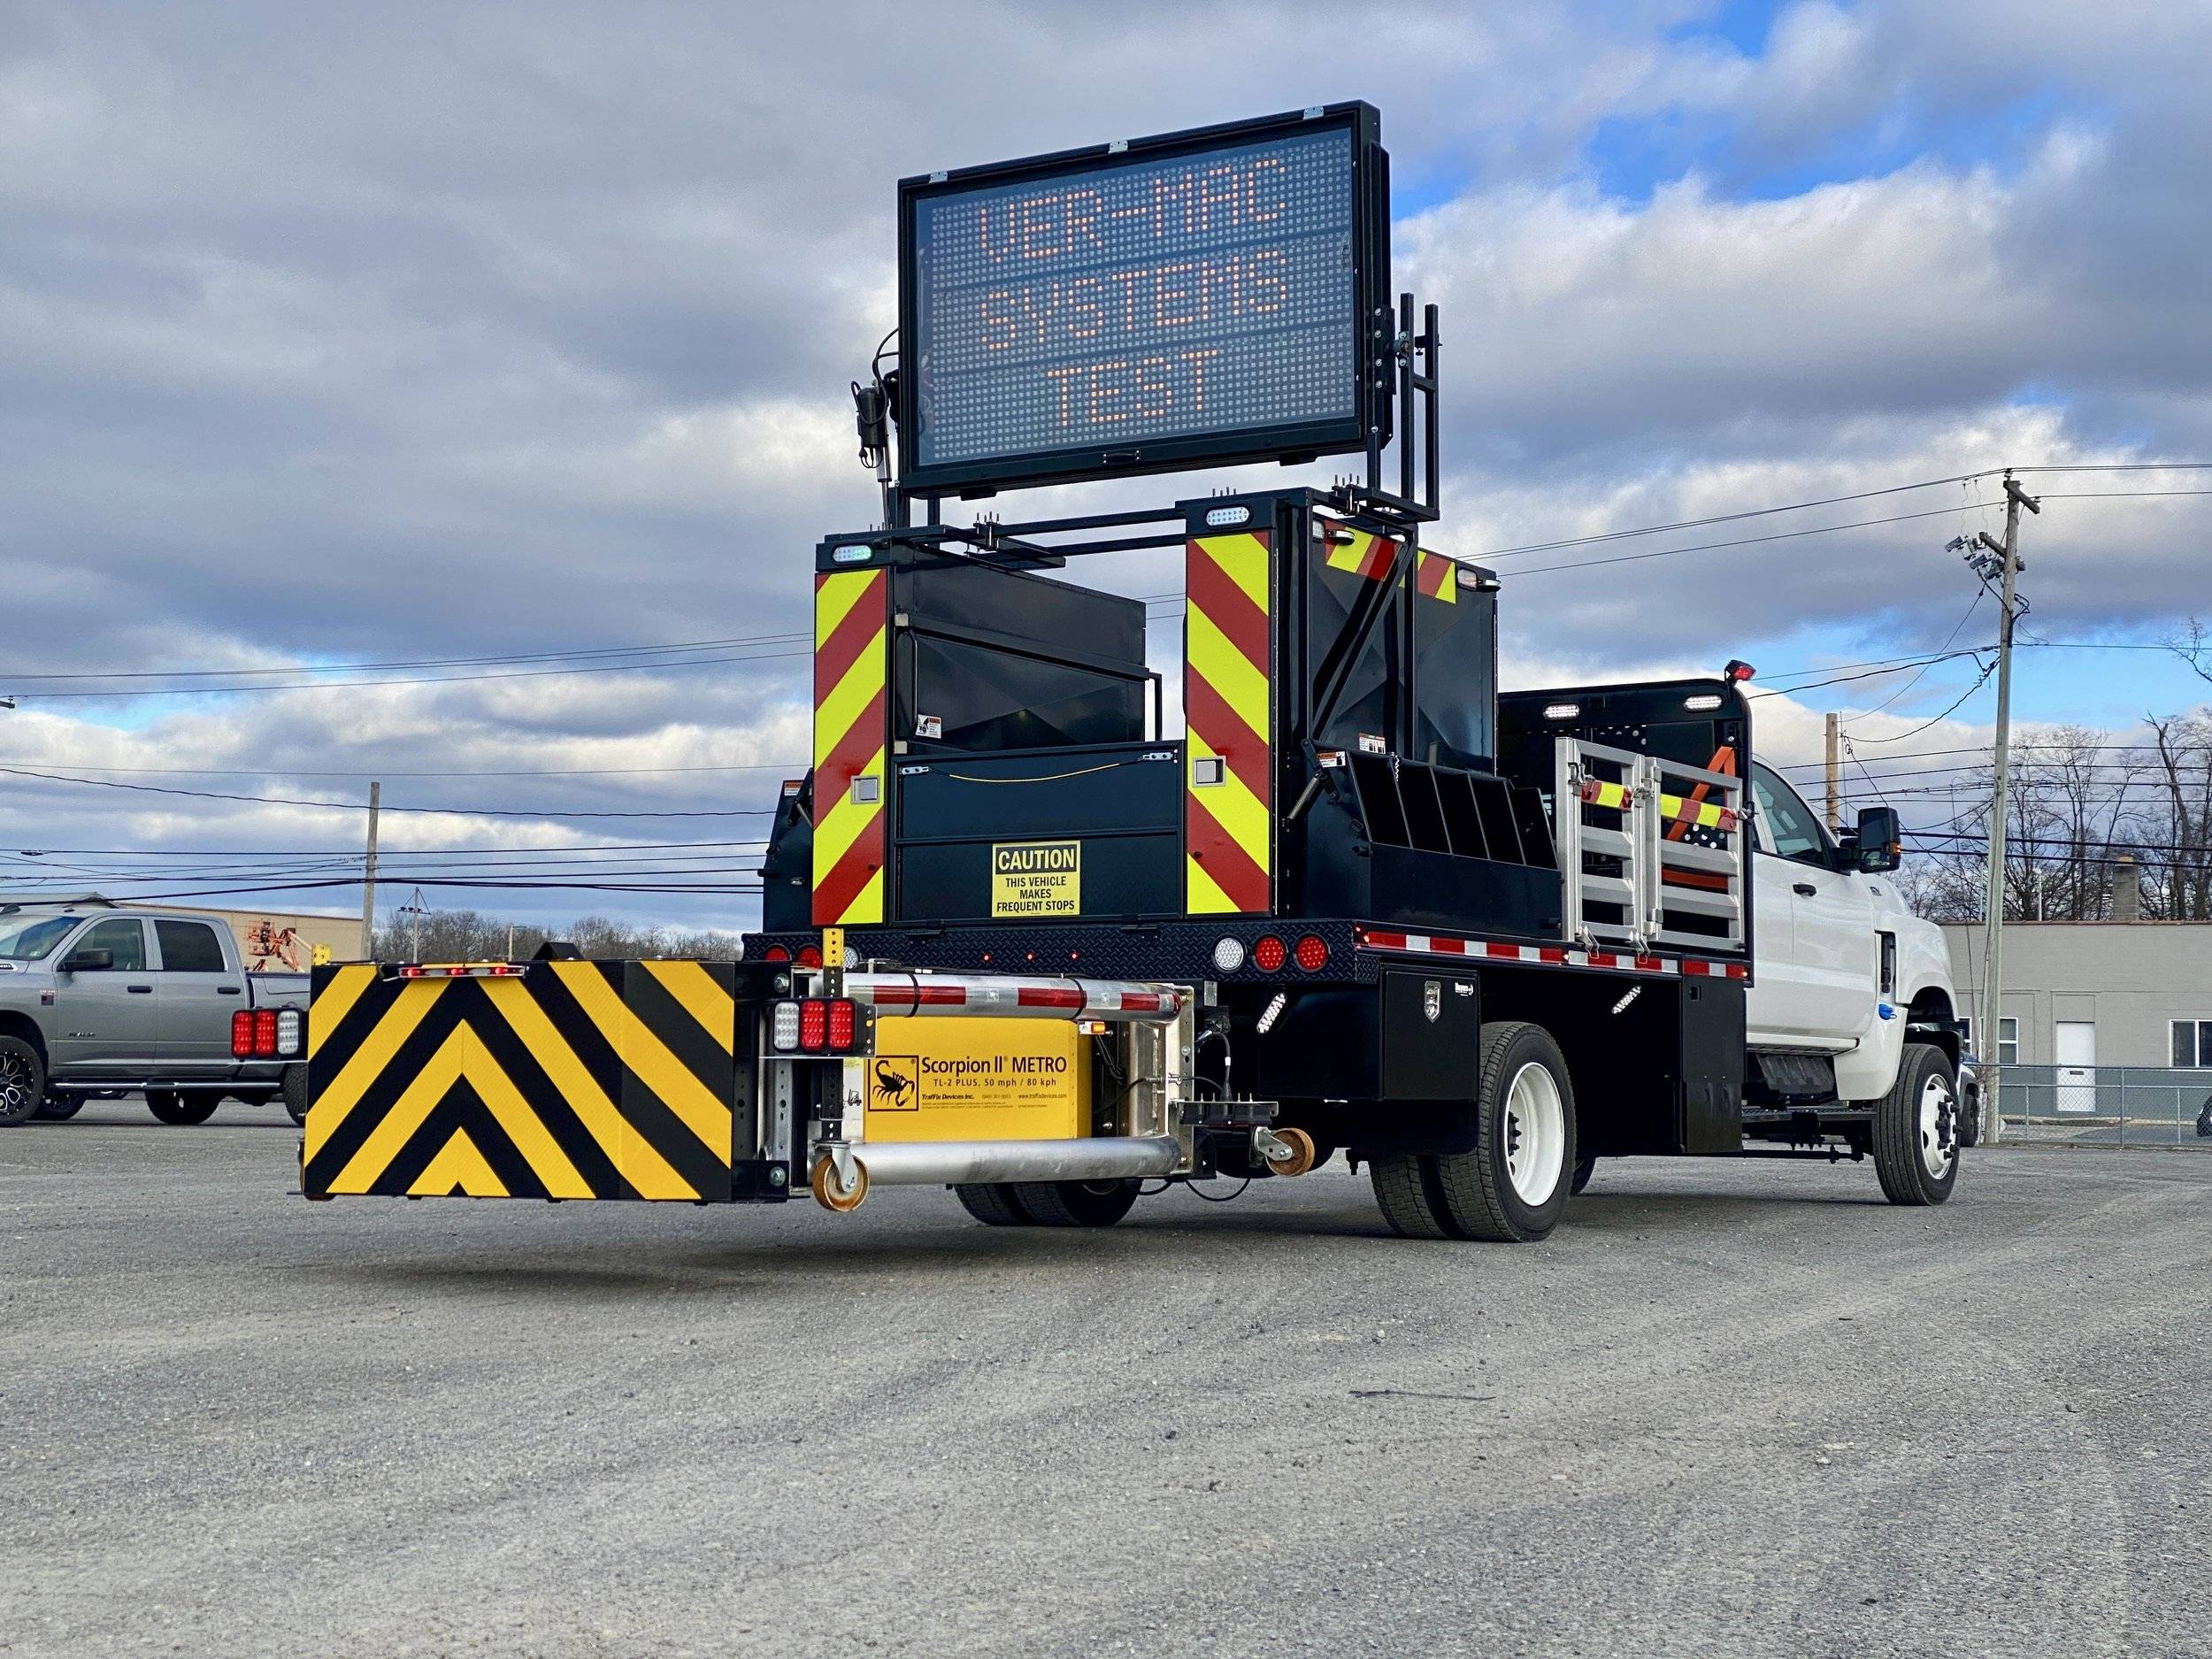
[1746,764,1875,1045]
[46,917,159,1076]
[151,918,242,1077]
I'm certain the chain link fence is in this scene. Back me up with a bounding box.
[1993,1064,2212,1148]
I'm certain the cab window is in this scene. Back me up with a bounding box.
[154,920,228,973]
[74,918,148,971]
[1750,764,1832,868]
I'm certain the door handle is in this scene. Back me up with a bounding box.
[1793,882,1817,896]
[216,985,242,995]
[127,984,154,994]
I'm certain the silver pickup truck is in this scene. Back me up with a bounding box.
[0,903,310,1126]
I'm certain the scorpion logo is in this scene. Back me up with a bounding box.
[871,1059,915,1110]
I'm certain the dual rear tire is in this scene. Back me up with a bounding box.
[1370,1021,1578,1243]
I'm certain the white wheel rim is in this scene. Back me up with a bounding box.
[1918,1072,1957,1180]
[1503,1061,1567,1204]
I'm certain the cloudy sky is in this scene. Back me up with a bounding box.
[4,0,2208,935]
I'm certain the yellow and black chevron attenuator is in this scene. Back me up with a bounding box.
[301,960,741,1202]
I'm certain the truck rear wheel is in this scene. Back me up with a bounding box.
[1432,1021,1578,1242]
[36,1093,86,1121]
[146,1091,219,1126]
[953,1184,1034,1226]
[1872,1042,1960,1206]
[281,1064,310,1126]
[1570,1152,1598,1195]
[1014,1179,1141,1227]
[1368,1154,1455,1239]
[0,1037,46,1126]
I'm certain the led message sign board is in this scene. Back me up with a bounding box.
[897,104,1387,494]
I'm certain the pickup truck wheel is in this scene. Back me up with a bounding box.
[953,1184,1034,1226]
[1431,1021,1578,1243]
[35,1093,86,1121]
[1013,1179,1141,1227]
[1873,1042,1960,1206]
[281,1064,310,1125]
[146,1091,219,1126]
[1570,1152,1598,1195]
[0,1038,46,1126]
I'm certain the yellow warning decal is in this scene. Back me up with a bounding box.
[990,840,1081,918]
[864,1017,1088,1143]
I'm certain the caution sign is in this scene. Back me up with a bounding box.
[866,1017,1088,1143]
[990,840,1081,918]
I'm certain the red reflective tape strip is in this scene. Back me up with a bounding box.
[1184,672,1272,806]
[813,574,886,697]
[811,810,884,925]
[1186,540,1271,672]
[1016,986,1084,1010]
[1117,991,1173,1012]
[1663,866,1731,892]
[1186,797,1270,912]
[1356,534,1395,580]
[1363,931,1409,949]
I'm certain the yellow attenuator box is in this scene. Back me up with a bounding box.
[852,1016,1089,1143]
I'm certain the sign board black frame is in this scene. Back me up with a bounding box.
[896,102,1389,496]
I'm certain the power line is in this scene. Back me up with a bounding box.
[0,634,804,683]
[0,765,777,818]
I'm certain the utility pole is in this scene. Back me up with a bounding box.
[360,781,381,961]
[1824,712,1841,833]
[1973,472,2040,1144]
[398,887,429,963]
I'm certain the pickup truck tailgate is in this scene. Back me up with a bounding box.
[302,960,750,1201]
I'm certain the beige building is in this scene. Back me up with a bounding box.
[1941,919,2212,1072]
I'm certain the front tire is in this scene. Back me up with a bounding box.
[1013,1179,1141,1227]
[146,1091,219,1126]
[1873,1042,1960,1206]
[0,1037,47,1126]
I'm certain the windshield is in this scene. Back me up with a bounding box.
[0,914,80,961]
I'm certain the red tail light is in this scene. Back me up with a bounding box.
[1295,935,1329,972]
[230,1010,255,1057]
[761,944,792,963]
[254,1009,279,1056]
[826,998,856,1050]
[796,945,823,968]
[1253,935,1286,972]
[798,998,829,1050]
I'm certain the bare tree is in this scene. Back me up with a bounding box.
[373,908,744,961]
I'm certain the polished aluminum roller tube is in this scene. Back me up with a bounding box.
[843,1135,1182,1187]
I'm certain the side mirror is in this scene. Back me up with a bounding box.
[1854,806,1903,873]
[61,948,115,973]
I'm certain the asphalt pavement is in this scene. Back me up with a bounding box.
[3,1102,2207,1658]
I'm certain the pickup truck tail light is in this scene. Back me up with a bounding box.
[232,1008,304,1059]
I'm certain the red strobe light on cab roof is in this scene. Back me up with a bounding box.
[1295,934,1329,972]
[1252,935,1286,973]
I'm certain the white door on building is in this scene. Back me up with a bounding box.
[2055,1021,2097,1114]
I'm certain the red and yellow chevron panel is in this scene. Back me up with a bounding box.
[812,568,889,926]
[1321,522,1458,603]
[1184,530,1272,914]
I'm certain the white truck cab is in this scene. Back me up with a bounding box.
[1744,761,1965,1187]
